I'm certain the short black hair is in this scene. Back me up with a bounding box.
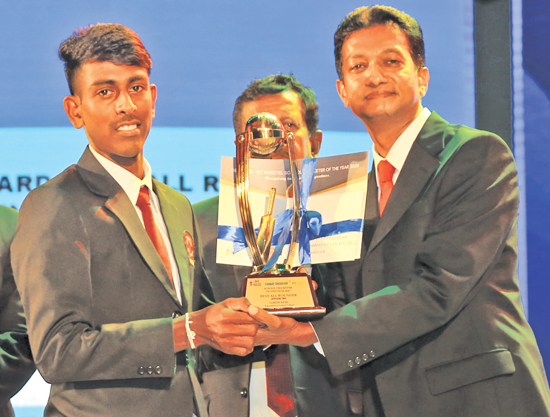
[233,74,319,135]
[59,23,152,95]
[335,6,425,79]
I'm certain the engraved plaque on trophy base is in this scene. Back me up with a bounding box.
[242,271,326,321]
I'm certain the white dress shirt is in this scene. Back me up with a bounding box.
[373,107,432,193]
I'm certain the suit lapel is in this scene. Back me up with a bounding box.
[155,183,191,310]
[366,113,447,256]
[76,148,181,305]
[367,144,439,255]
[106,191,181,305]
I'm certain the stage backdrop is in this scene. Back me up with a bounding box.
[0,0,545,414]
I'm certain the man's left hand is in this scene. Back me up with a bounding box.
[248,305,318,347]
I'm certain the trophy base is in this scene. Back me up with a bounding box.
[242,270,326,321]
[266,306,327,321]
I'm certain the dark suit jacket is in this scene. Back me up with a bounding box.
[312,112,550,417]
[12,148,206,417]
[194,196,359,417]
[0,206,34,417]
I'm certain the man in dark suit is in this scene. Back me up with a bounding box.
[250,6,550,416]
[11,23,260,417]
[195,74,359,417]
[0,206,34,417]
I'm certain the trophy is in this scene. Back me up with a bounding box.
[235,113,326,320]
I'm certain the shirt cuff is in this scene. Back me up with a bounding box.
[309,322,325,356]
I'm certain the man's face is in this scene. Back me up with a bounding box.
[336,24,429,126]
[238,90,322,159]
[63,61,157,176]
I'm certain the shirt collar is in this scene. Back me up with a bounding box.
[89,146,153,205]
[373,107,432,173]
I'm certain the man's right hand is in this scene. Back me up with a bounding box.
[173,297,260,356]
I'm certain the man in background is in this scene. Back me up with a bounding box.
[250,6,550,417]
[0,205,34,417]
[195,74,359,416]
[12,23,260,417]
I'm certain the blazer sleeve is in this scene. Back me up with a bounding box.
[11,186,176,384]
[313,132,520,376]
[0,206,34,402]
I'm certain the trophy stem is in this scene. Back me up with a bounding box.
[236,133,265,267]
[257,187,276,261]
[284,133,302,269]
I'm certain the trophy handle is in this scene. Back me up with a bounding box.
[284,132,302,269]
[236,132,265,268]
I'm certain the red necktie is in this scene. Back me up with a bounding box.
[266,344,296,417]
[378,160,395,216]
[136,186,174,284]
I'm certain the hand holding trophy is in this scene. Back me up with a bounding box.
[235,113,326,320]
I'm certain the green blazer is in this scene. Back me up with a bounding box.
[12,147,205,417]
[312,112,550,417]
[0,206,34,417]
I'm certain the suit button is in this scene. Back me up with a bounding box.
[369,350,376,358]
[348,360,354,368]
[147,366,154,375]
[172,311,182,318]
[362,353,369,361]
[138,366,145,375]
[155,366,163,375]
[355,357,361,365]
[240,388,248,398]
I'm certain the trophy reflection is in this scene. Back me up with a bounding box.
[235,113,326,319]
